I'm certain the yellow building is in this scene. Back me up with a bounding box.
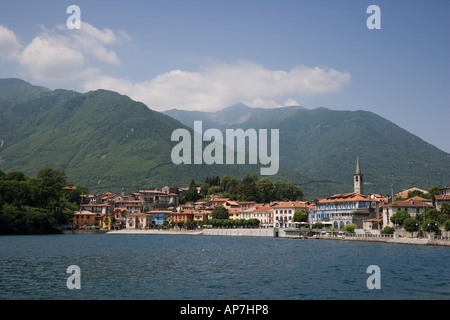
[96,213,112,230]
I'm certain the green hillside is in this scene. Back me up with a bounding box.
[164,105,450,195]
[0,79,348,199]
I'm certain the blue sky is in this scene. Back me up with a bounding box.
[1,0,449,152]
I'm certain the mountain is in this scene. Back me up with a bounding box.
[164,104,450,195]
[0,79,348,198]
[165,103,304,129]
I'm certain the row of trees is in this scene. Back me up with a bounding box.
[380,204,450,235]
[0,168,87,235]
[181,173,305,204]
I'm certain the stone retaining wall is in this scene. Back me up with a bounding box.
[202,228,274,237]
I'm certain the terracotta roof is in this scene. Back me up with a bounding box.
[435,195,450,200]
[127,212,151,216]
[318,193,378,203]
[74,210,95,215]
[272,201,308,208]
[382,200,433,208]
[139,190,162,193]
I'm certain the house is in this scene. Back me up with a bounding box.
[79,203,113,215]
[147,210,173,226]
[171,210,194,224]
[242,204,273,227]
[273,201,309,228]
[95,213,112,230]
[362,218,382,233]
[207,197,230,207]
[435,186,450,211]
[228,207,243,220]
[395,187,428,199]
[162,185,179,195]
[309,193,380,229]
[126,212,152,229]
[381,198,433,228]
[72,210,96,229]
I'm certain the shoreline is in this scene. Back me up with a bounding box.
[105,228,450,246]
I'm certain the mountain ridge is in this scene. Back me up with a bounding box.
[164,102,449,195]
[0,78,350,199]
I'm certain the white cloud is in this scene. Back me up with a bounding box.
[81,60,351,111]
[1,22,129,82]
[0,25,22,60]
[19,34,87,82]
[1,23,351,112]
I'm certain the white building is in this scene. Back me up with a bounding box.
[273,201,309,228]
[381,198,433,228]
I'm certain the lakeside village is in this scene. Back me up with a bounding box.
[68,158,450,243]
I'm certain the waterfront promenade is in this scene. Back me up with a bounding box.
[106,228,450,246]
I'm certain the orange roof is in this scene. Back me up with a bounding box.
[139,190,162,193]
[253,205,273,212]
[382,200,433,208]
[272,201,308,208]
[73,210,95,216]
[127,212,151,217]
[318,193,378,203]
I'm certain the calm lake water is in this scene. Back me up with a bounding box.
[0,234,449,300]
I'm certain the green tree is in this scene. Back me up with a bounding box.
[220,174,239,195]
[381,226,395,234]
[210,206,229,220]
[440,203,450,216]
[403,218,419,234]
[390,210,410,226]
[422,219,439,234]
[344,223,356,233]
[255,178,275,203]
[235,173,258,201]
[444,220,450,232]
[274,180,304,201]
[293,210,308,222]
[428,186,441,200]
[407,190,427,199]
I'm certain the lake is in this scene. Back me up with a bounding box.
[0,234,449,300]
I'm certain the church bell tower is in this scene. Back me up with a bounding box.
[354,157,364,194]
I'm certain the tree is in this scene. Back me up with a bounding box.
[381,226,395,234]
[390,210,410,226]
[183,179,201,203]
[235,173,258,201]
[422,219,439,234]
[344,223,356,233]
[274,180,304,201]
[428,186,441,200]
[255,178,275,203]
[220,174,239,195]
[440,203,450,216]
[407,190,427,199]
[403,218,419,234]
[210,206,229,220]
[444,220,450,232]
[293,210,308,222]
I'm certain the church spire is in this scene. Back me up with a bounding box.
[354,157,364,194]
[355,156,361,174]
